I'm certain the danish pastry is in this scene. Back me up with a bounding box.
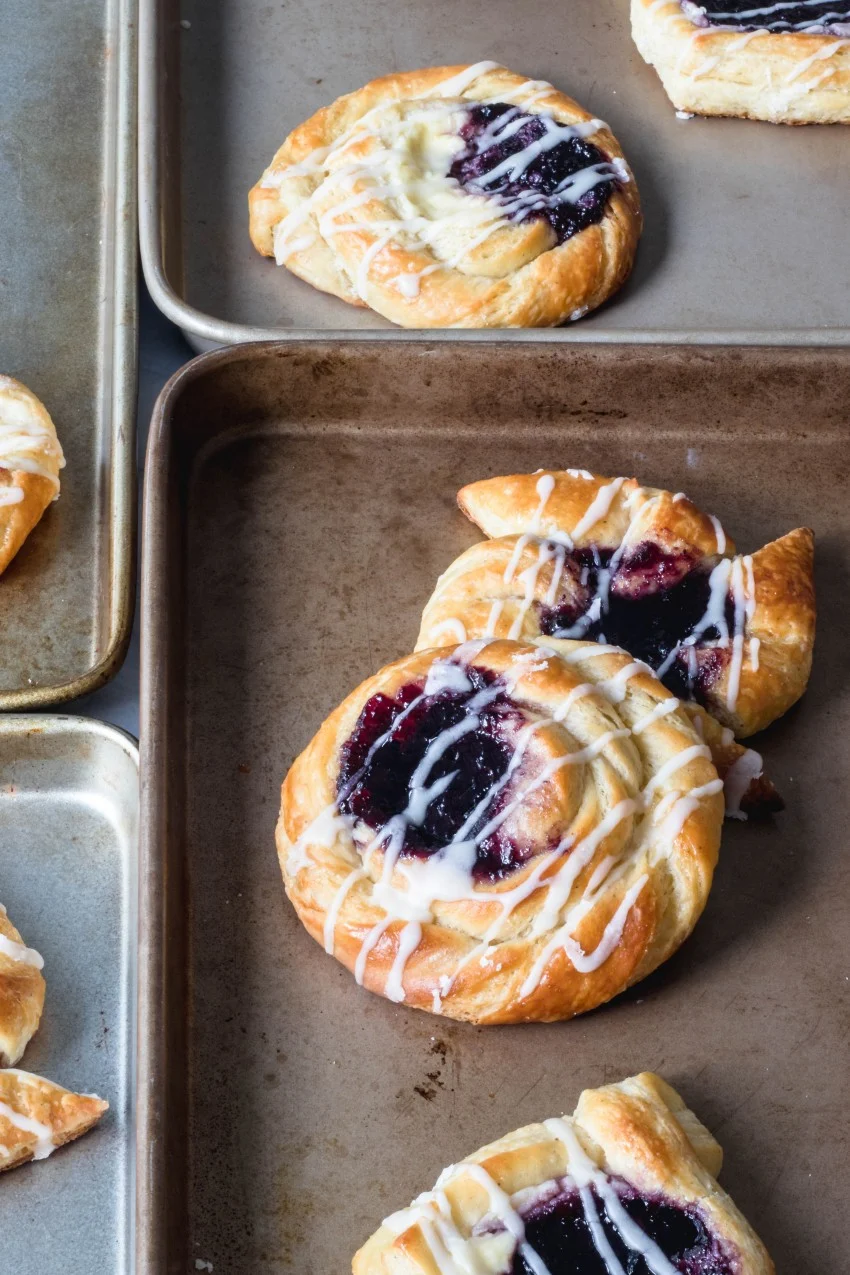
[632,0,850,124]
[0,1068,107,1172]
[277,639,723,1023]
[353,1071,774,1275]
[249,63,641,328]
[418,469,815,741]
[0,903,45,1067]
[0,376,65,576]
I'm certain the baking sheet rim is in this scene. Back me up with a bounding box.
[0,711,139,1275]
[1,0,139,712]
[137,0,850,349]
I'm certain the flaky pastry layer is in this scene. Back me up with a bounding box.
[0,1068,107,1173]
[632,0,850,123]
[0,903,45,1067]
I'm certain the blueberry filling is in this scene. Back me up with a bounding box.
[337,668,531,879]
[683,0,850,33]
[449,104,619,246]
[537,543,735,702]
[511,1182,733,1275]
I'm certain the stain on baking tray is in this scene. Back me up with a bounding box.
[414,1037,452,1102]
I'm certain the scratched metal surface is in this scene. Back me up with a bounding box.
[139,0,850,345]
[140,342,848,1274]
[0,0,136,706]
[0,716,139,1274]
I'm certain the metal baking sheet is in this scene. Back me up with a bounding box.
[0,715,139,1274]
[140,341,848,1273]
[0,0,137,708]
[139,0,850,347]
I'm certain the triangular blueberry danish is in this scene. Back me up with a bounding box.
[0,903,45,1067]
[0,1068,107,1172]
[353,1072,773,1274]
[417,469,814,814]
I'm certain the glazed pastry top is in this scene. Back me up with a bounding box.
[250,63,641,329]
[0,375,65,501]
[260,62,630,302]
[278,639,723,1023]
[422,469,815,739]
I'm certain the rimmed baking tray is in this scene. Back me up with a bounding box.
[140,341,848,1273]
[0,714,139,1274]
[139,0,850,347]
[0,0,137,708]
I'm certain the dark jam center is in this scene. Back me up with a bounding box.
[686,0,850,32]
[449,104,617,246]
[337,668,528,879]
[512,1184,732,1275]
[538,543,734,702]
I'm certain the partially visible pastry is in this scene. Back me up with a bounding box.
[249,62,641,328]
[0,1069,107,1172]
[0,903,45,1066]
[354,1071,774,1274]
[0,376,65,576]
[632,0,850,124]
[417,469,816,740]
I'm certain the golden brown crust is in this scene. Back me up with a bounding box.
[353,1072,774,1275]
[420,470,816,740]
[632,0,850,123]
[0,376,64,576]
[0,1069,107,1173]
[249,64,642,328]
[457,470,732,558]
[0,905,45,1067]
[277,639,722,1024]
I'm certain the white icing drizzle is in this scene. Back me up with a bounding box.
[562,874,650,973]
[428,61,502,98]
[0,1082,55,1161]
[532,473,556,531]
[784,35,849,79]
[354,917,392,985]
[709,514,726,555]
[631,696,680,734]
[323,868,365,954]
[687,0,850,35]
[749,636,761,671]
[385,921,423,1002]
[0,377,64,490]
[0,933,44,970]
[382,1116,691,1275]
[723,747,764,820]
[544,1120,681,1275]
[570,478,626,542]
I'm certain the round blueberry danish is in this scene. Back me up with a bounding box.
[277,639,723,1023]
[249,63,641,328]
[353,1072,774,1275]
